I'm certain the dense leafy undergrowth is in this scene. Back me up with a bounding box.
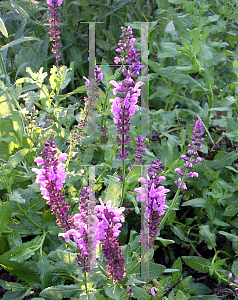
[1,0,238,299]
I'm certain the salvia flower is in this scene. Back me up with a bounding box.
[47,0,63,68]
[175,119,204,189]
[59,187,99,272]
[95,199,126,283]
[135,159,170,249]
[110,26,144,160]
[32,140,73,230]
[134,136,147,164]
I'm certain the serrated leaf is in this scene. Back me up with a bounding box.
[0,201,14,233]
[182,256,211,273]
[218,231,238,242]
[5,149,29,169]
[37,252,52,287]
[103,282,124,300]
[199,225,216,250]
[130,286,150,300]
[7,190,25,203]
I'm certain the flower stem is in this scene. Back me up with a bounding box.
[159,171,188,229]
[83,258,88,294]
[16,202,41,228]
[95,144,118,184]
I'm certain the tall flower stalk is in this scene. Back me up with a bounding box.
[46,0,63,69]
[110,26,144,207]
[32,140,73,230]
[135,159,170,249]
[95,199,126,283]
[160,118,205,229]
[59,187,99,274]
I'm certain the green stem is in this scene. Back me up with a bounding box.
[83,258,88,294]
[95,144,118,184]
[16,202,41,228]
[119,159,126,208]
[97,260,108,278]
[160,167,189,229]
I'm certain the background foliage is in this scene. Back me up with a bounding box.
[1,0,238,299]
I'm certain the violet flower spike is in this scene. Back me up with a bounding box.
[135,159,170,249]
[95,199,126,283]
[59,187,100,272]
[109,26,144,161]
[47,0,63,69]
[175,119,204,189]
[32,139,73,230]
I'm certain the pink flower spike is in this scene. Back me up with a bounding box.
[57,0,63,6]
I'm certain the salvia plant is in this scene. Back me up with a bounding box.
[1,0,238,300]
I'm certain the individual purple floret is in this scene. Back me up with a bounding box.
[95,199,126,283]
[32,140,73,230]
[47,0,63,68]
[110,26,144,160]
[135,159,170,249]
[59,187,99,272]
[174,119,204,189]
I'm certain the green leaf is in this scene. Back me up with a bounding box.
[182,198,206,207]
[207,152,238,170]
[37,252,52,287]
[11,110,23,142]
[40,285,82,300]
[105,173,122,207]
[0,201,14,233]
[7,230,22,248]
[171,225,185,241]
[155,237,175,246]
[182,256,211,273]
[103,282,124,300]
[7,190,25,203]
[191,28,200,54]
[10,0,29,19]
[5,149,29,170]
[4,242,38,263]
[0,17,8,38]
[2,290,28,300]
[172,258,182,284]
[130,286,151,300]
[218,231,238,242]
[176,290,187,300]
[0,279,26,291]
[206,196,215,220]
[199,225,216,250]
[0,37,41,52]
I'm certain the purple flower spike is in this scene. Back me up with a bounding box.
[32,140,73,230]
[47,0,63,68]
[175,119,204,189]
[95,199,126,283]
[110,26,144,160]
[135,159,170,249]
[59,187,100,272]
